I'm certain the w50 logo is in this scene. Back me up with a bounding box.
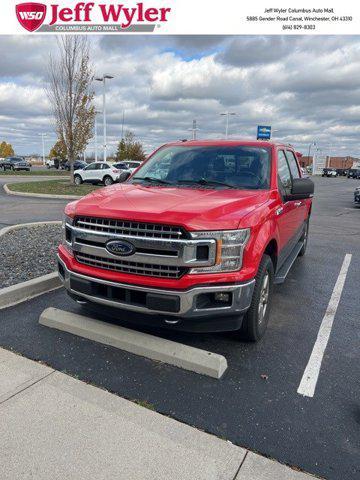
[16,3,47,32]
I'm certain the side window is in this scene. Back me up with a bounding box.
[277,150,292,195]
[285,150,300,179]
[85,163,96,170]
[102,163,110,169]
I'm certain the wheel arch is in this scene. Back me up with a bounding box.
[263,238,278,272]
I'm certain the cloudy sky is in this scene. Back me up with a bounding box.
[1,35,360,157]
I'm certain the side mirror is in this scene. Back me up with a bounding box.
[121,171,131,182]
[285,178,314,201]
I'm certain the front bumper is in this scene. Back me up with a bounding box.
[57,255,255,320]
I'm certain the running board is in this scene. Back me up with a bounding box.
[274,241,303,285]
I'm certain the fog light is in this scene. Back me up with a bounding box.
[214,292,231,303]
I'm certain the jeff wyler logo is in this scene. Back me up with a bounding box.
[15,2,172,32]
[16,3,47,32]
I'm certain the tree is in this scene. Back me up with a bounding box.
[116,131,146,162]
[0,141,14,157]
[49,139,67,160]
[47,36,95,183]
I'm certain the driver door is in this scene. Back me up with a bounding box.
[82,163,99,181]
[276,150,303,266]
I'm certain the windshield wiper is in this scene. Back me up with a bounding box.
[176,178,237,189]
[132,176,173,185]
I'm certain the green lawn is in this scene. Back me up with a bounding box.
[0,169,69,176]
[6,179,101,196]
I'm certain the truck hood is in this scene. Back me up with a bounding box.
[69,184,271,231]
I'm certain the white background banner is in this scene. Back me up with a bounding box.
[0,0,359,35]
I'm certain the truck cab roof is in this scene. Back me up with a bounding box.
[164,139,294,149]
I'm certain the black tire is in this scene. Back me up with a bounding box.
[74,174,83,185]
[298,220,309,257]
[237,254,274,342]
[103,175,113,186]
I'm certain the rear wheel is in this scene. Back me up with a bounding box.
[74,174,82,185]
[103,175,113,186]
[236,254,274,342]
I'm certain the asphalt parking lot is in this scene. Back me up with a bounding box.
[0,176,359,480]
[0,176,68,229]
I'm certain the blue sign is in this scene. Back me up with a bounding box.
[257,125,271,140]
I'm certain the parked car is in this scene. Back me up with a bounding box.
[0,156,31,171]
[336,168,348,176]
[59,140,314,342]
[347,168,360,179]
[300,167,309,178]
[354,186,360,205]
[46,159,55,169]
[322,168,337,177]
[46,158,62,169]
[63,160,87,171]
[113,161,142,181]
[73,161,121,186]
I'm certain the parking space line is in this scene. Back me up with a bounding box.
[297,253,352,398]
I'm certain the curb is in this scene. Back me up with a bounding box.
[3,183,81,200]
[0,272,62,310]
[39,308,228,379]
[0,220,62,239]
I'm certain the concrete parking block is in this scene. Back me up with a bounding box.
[0,365,244,480]
[0,272,61,309]
[0,348,53,403]
[39,307,228,378]
[236,452,317,479]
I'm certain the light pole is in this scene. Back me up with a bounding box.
[220,112,236,139]
[39,133,47,165]
[94,110,102,162]
[121,110,125,140]
[307,142,316,173]
[95,74,114,162]
[188,119,199,140]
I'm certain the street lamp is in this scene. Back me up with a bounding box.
[38,133,47,165]
[95,74,114,162]
[94,110,102,162]
[308,141,316,173]
[220,112,236,139]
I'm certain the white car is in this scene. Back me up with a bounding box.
[74,162,121,186]
[113,161,142,181]
[46,159,55,169]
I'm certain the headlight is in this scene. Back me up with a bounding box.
[189,229,250,274]
[62,214,74,251]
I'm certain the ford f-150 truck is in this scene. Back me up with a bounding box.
[58,140,314,341]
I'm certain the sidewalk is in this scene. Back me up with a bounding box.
[0,347,316,480]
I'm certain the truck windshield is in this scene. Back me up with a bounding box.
[132,145,271,189]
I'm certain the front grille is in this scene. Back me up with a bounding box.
[75,252,186,279]
[75,217,186,240]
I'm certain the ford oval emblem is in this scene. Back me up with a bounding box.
[106,240,135,257]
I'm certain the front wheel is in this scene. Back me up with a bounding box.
[236,254,274,342]
[74,174,83,185]
[103,176,113,186]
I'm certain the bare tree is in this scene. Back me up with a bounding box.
[47,36,95,183]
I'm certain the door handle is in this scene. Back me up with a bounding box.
[294,201,303,207]
[275,207,283,216]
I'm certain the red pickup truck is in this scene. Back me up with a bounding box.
[58,140,314,341]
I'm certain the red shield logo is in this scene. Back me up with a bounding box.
[16,3,47,32]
